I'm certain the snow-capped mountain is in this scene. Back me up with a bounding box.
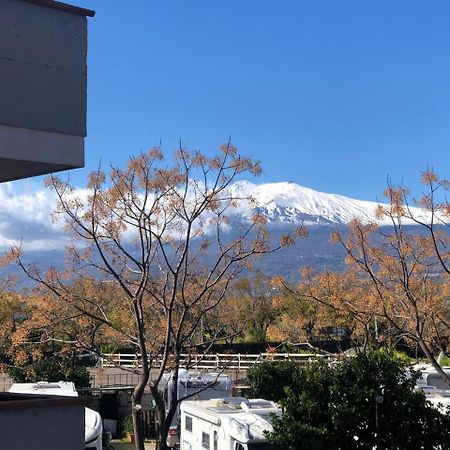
[0,180,432,279]
[229,180,425,226]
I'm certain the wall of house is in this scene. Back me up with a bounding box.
[0,0,91,181]
[0,393,85,450]
[0,0,87,136]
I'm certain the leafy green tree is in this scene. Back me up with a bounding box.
[208,275,280,343]
[231,275,278,342]
[0,290,91,390]
[248,360,299,401]
[7,352,91,389]
[249,351,450,449]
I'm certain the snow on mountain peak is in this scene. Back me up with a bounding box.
[229,181,424,225]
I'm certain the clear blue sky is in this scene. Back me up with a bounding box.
[48,1,450,200]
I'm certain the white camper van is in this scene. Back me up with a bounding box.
[409,362,450,412]
[8,381,103,450]
[180,397,280,450]
[413,363,450,391]
[160,370,233,448]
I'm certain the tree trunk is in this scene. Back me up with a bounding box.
[154,407,170,450]
[417,335,450,385]
[154,353,181,450]
[132,354,150,450]
[151,386,169,450]
[132,383,147,450]
[154,417,171,450]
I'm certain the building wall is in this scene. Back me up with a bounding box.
[0,395,85,450]
[0,0,92,181]
[0,0,87,136]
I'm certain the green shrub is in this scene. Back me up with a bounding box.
[121,415,134,435]
[7,355,91,389]
[249,350,450,449]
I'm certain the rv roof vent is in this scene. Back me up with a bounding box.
[34,383,63,389]
[211,399,230,407]
[240,399,278,412]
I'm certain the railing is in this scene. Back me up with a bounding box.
[100,352,328,370]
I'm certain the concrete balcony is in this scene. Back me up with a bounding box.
[0,0,95,182]
[0,392,85,450]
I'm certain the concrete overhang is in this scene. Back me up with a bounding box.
[0,0,95,182]
[0,392,86,450]
[21,0,95,17]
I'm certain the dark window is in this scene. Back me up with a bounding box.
[202,432,210,449]
[235,444,245,450]
[185,415,193,432]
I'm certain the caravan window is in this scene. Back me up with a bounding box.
[213,431,218,450]
[185,415,193,432]
[235,444,245,450]
[202,432,210,449]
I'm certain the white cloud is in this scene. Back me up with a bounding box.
[0,183,68,252]
[0,178,433,255]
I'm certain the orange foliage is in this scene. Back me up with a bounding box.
[13,143,302,449]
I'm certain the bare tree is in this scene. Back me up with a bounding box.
[14,143,301,450]
[268,170,449,376]
[400,169,450,276]
[269,269,377,351]
[332,178,450,382]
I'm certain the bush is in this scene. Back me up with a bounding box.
[121,415,134,436]
[247,360,299,401]
[7,355,91,389]
[248,350,450,449]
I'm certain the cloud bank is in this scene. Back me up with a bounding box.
[0,183,67,252]
[0,179,433,254]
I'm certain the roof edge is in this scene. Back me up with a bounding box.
[20,0,95,17]
[0,393,86,412]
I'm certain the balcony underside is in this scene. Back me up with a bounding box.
[0,124,84,182]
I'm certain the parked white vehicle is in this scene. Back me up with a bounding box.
[419,386,450,413]
[410,362,450,413]
[8,381,103,450]
[180,397,281,450]
[413,364,450,390]
[159,370,233,448]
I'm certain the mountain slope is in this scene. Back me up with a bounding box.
[230,181,424,225]
[0,180,432,281]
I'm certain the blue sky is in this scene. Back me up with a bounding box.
[21,0,450,201]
